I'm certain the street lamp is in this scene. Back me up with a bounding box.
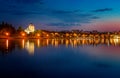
[22,33,25,36]
[5,32,9,36]
[37,33,40,37]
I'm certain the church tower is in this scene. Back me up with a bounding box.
[25,23,35,34]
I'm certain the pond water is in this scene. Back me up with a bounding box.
[0,39,120,78]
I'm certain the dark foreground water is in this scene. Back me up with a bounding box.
[1,39,120,78]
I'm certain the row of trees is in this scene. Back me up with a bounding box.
[0,22,25,35]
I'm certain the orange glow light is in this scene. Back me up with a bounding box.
[5,32,9,36]
[22,39,25,48]
[37,34,40,37]
[6,39,8,49]
[22,33,25,36]
[47,34,49,37]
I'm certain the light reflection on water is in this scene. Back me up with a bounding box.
[22,39,25,48]
[25,40,34,55]
[6,39,8,49]
[1,38,120,57]
[0,39,120,55]
[1,39,120,78]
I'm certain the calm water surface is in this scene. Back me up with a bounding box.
[1,39,120,78]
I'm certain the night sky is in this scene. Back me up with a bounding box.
[1,0,120,31]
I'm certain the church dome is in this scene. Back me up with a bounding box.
[25,23,35,34]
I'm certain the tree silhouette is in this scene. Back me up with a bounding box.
[17,26,24,33]
[0,22,16,35]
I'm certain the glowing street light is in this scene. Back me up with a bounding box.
[22,33,25,36]
[37,33,40,37]
[5,32,9,36]
[46,34,49,37]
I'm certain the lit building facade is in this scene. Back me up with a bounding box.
[25,23,35,34]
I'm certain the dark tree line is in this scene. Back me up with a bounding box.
[0,22,26,36]
[0,22,16,35]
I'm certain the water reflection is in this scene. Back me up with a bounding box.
[1,38,120,55]
[6,39,8,49]
[0,39,15,54]
[25,40,34,55]
[37,39,40,47]
[22,39,25,49]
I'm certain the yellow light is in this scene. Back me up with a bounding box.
[46,34,49,37]
[22,39,25,48]
[37,34,40,37]
[46,39,49,46]
[5,32,9,36]
[25,40,34,55]
[74,40,77,47]
[37,39,40,47]
[52,39,54,46]
[22,33,25,36]
[65,39,69,47]
[6,39,8,49]
[55,39,58,47]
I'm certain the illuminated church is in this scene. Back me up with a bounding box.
[25,23,35,34]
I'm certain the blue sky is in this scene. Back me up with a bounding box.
[0,0,120,31]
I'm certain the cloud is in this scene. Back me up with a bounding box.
[45,10,100,27]
[0,0,100,28]
[92,8,113,12]
[53,10,99,21]
[4,0,44,4]
[91,16,100,19]
[46,23,81,27]
[11,11,40,15]
[0,0,45,15]
[0,8,43,15]
[52,9,81,14]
